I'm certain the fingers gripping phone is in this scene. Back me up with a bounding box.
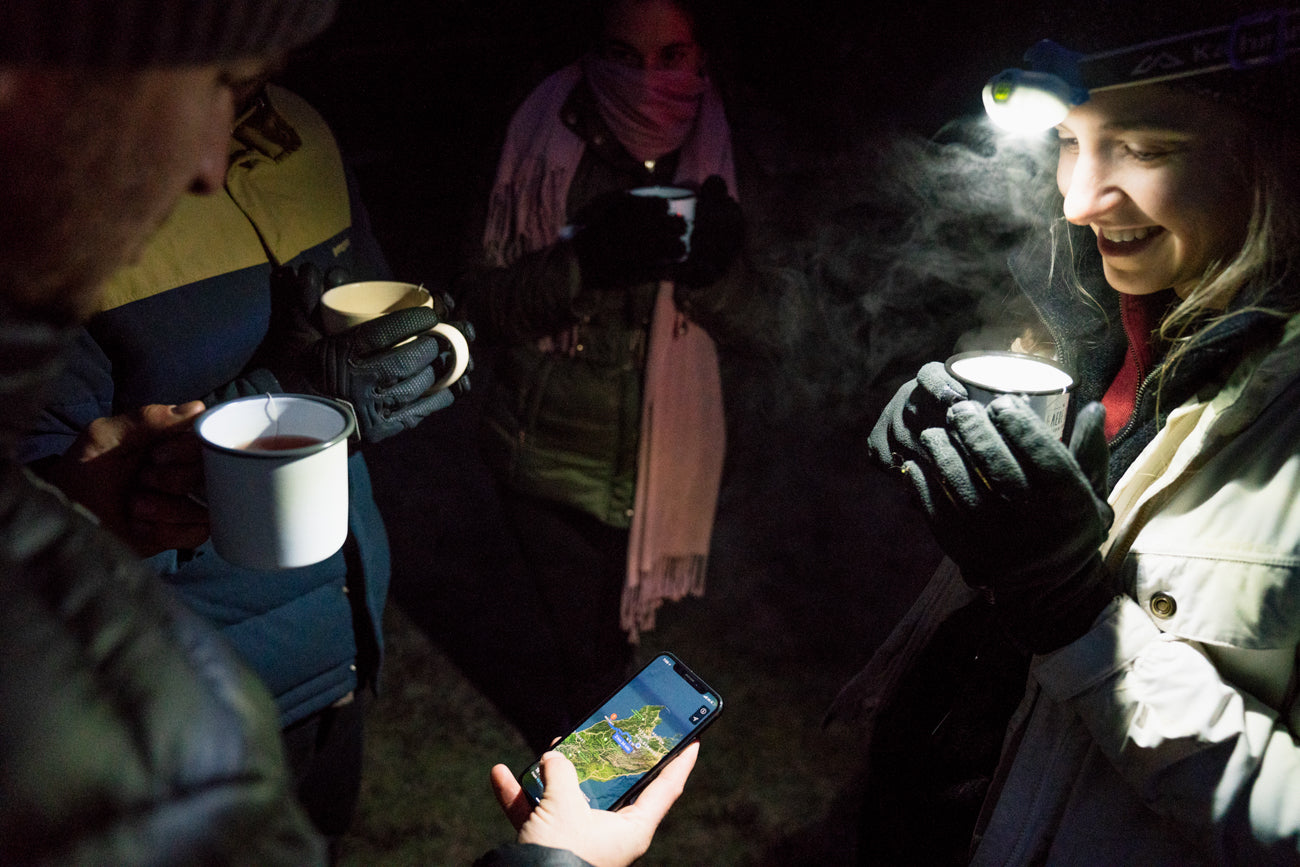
[519,652,722,811]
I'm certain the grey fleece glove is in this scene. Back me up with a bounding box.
[905,398,1116,653]
[867,361,970,470]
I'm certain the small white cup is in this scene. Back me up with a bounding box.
[319,280,469,392]
[945,351,1075,439]
[196,394,356,570]
[628,185,697,262]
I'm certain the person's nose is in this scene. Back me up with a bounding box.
[188,89,234,195]
[1061,151,1124,225]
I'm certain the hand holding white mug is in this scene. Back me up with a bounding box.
[265,278,467,444]
[42,401,210,557]
[628,186,696,263]
[945,351,1075,439]
[195,393,355,570]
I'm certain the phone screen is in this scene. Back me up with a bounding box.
[520,652,722,810]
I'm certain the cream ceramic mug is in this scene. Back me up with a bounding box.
[319,280,470,392]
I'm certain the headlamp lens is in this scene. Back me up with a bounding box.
[982,69,1076,134]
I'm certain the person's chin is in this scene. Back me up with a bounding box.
[1101,263,1169,296]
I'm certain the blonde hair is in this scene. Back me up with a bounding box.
[1160,130,1300,369]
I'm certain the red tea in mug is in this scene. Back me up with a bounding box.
[240,434,323,451]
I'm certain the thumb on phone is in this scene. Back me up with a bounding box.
[615,740,698,826]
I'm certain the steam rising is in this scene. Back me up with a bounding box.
[726,116,1060,431]
[694,116,1062,659]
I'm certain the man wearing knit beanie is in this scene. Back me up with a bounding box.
[0,0,339,324]
[0,2,340,863]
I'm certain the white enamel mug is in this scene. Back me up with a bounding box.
[945,351,1075,439]
[195,393,356,570]
[628,185,697,262]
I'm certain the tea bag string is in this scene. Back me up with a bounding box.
[263,392,280,440]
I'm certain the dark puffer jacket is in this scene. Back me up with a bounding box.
[0,314,325,866]
[0,314,592,866]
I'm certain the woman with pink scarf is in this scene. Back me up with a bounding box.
[468,0,744,721]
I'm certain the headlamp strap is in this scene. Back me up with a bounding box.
[1075,8,1300,91]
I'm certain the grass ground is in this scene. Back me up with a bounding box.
[342,599,870,865]
[341,406,941,865]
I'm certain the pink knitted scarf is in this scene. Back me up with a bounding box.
[582,55,706,164]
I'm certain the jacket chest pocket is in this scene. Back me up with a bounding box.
[1127,551,1300,649]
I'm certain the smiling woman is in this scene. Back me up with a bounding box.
[850,1,1300,863]
[1055,86,1255,299]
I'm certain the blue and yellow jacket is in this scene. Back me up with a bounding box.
[19,85,391,727]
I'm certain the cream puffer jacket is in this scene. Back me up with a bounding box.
[972,313,1300,865]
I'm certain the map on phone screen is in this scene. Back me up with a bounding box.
[558,704,678,788]
[523,653,719,808]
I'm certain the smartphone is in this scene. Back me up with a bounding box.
[519,652,722,811]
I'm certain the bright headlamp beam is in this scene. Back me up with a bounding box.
[983,8,1300,134]
[982,69,1078,134]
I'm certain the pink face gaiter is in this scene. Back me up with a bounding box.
[582,54,706,163]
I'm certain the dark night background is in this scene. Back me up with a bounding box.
[279,0,1047,282]
[272,1,1056,862]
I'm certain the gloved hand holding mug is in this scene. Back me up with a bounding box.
[256,262,461,444]
[673,174,744,289]
[571,190,688,286]
[422,288,476,398]
[903,398,1117,653]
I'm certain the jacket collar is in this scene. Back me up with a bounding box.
[231,88,302,165]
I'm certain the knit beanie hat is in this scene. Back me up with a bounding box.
[1034,1,1300,126]
[0,0,339,67]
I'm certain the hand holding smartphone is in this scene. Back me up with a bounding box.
[518,652,722,811]
[489,741,700,867]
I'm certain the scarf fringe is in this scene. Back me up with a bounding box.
[620,554,708,643]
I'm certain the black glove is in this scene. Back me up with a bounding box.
[867,361,969,470]
[309,310,456,442]
[261,261,351,360]
[673,174,743,288]
[904,398,1116,653]
[258,263,462,444]
[571,191,687,286]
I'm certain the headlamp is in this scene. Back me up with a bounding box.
[983,8,1300,133]
[983,42,1087,135]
